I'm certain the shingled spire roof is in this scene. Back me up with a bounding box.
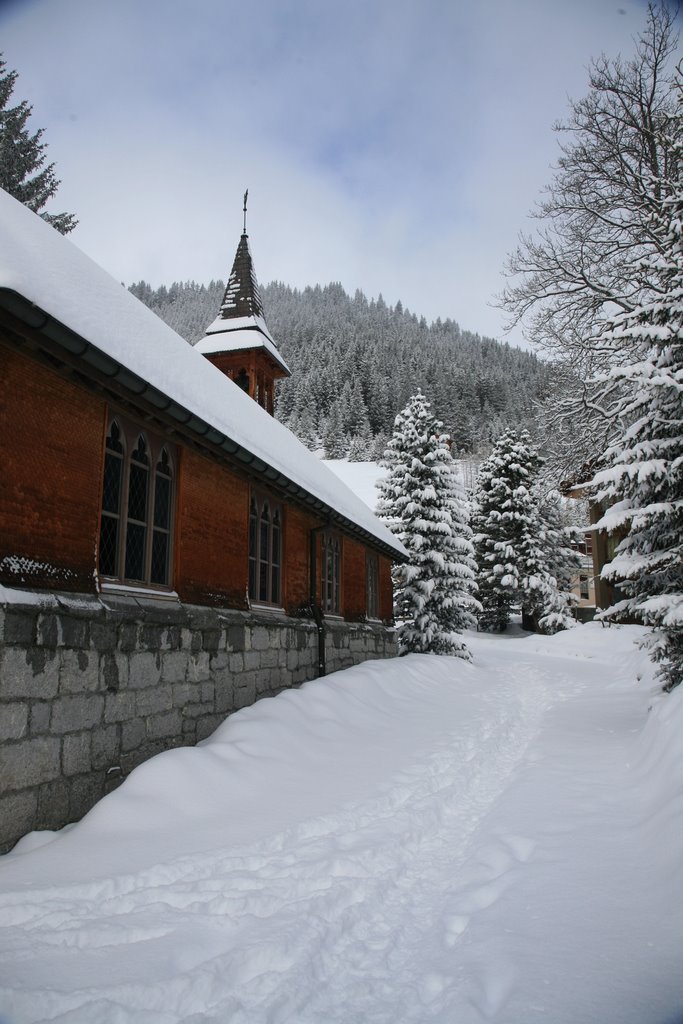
[195,206,289,376]
[219,232,265,321]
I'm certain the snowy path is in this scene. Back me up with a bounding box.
[1,625,682,1023]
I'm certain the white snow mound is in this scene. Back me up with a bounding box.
[0,623,682,1023]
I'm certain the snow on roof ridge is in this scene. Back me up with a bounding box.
[204,312,274,339]
[0,189,405,559]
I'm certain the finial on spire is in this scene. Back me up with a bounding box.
[243,189,248,234]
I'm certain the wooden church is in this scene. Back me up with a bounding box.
[0,189,406,849]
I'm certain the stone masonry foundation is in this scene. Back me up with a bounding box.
[0,590,397,851]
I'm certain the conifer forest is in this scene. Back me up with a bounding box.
[128,278,550,458]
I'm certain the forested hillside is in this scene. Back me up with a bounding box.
[129,279,550,456]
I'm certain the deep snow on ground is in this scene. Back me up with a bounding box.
[1,624,683,1024]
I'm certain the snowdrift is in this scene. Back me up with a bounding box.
[1,623,682,1023]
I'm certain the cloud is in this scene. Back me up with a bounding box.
[0,0,664,344]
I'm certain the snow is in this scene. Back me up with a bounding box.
[0,584,58,607]
[205,315,273,337]
[0,190,403,561]
[323,459,387,511]
[2,623,683,1023]
[0,555,77,583]
[195,315,290,375]
[323,461,469,516]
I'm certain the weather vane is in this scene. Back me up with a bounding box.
[243,189,248,234]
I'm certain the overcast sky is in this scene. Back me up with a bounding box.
[0,0,662,346]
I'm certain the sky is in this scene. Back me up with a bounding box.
[0,0,663,346]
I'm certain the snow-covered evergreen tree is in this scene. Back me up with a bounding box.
[472,430,539,631]
[473,430,576,633]
[377,392,480,658]
[519,489,579,635]
[536,489,583,595]
[295,406,320,451]
[439,461,482,636]
[0,55,77,234]
[348,422,373,462]
[591,160,683,691]
[322,401,349,459]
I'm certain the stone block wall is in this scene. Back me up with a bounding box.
[0,589,397,851]
[0,590,397,851]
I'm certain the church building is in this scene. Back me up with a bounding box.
[0,189,406,849]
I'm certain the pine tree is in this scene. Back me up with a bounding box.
[322,401,350,459]
[472,429,575,634]
[0,55,76,234]
[518,489,579,635]
[347,421,373,462]
[536,489,583,596]
[591,160,683,691]
[295,405,320,451]
[377,392,480,658]
[439,456,481,635]
[472,430,540,631]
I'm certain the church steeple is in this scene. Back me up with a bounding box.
[218,230,265,322]
[196,194,290,416]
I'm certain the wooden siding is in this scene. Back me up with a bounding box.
[379,556,394,622]
[283,505,316,614]
[0,342,105,592]
[176,448,249,608]
[342,538,367,620]
[204,349,286,416]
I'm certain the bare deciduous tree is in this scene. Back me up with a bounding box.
[500,3,681,479]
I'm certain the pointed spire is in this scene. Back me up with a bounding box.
[195,194,291,388]
[218,231,265,321]
[217,190,265,322]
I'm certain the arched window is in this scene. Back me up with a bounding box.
[98,414,175,588]
[235,368,250,393]
[248,492,283,606]
[321,532,341,615]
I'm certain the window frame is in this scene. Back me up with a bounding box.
[248,490,284,608]
[98,413,176,590]
[320,531,342,616]
[366,551,380,620]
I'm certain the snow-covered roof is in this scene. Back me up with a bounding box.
[0,189,406,561]
[204,313,275,339]
[195,316,290,374]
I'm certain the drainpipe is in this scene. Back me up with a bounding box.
[309,524,328,677]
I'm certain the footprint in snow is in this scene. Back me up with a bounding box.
[418,971,450,1004]
[503,834,536,863]
[443,914,470,947]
